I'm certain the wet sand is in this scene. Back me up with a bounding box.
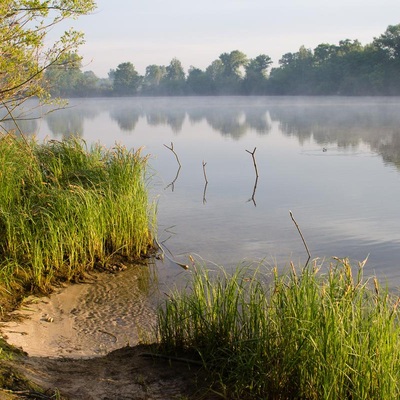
[1,262,171,358]
[0,260,205,399]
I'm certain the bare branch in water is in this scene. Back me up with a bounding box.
[202,161,208,204]
[164,165,181,192]
[246,148,259,206]
[289,210,311,267]
[245,147,259,178]
[164,142,182,191]
[164,142,181,168]
[202,160,208,184]
[247,176,258,207]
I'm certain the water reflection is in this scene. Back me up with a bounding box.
[269,102,400,168]
[110,107,141,132]
[6,97,400,172]
[1,118,38,136]
[245,147,259,207]
[46,105,98,139]
[22,98,399,172]
[142,104,186,133]
[9,96,400,286]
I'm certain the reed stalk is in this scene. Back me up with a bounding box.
[0,134,155,307]
[157,259,400,399]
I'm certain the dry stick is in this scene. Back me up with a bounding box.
[289,210,311,268]
[164,142,182,191]
[245,147,259,178]
[202,161,208,204]
[202,160,208,184]
[164,165,181,192]
[246,147,259,206]
[164,142,181,167]
[249,176,258,207]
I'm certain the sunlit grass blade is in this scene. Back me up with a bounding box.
[157,259,400,399]
[0,134,155,308]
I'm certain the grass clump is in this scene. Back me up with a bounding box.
[157,259,400,399]
[0,134,155,309]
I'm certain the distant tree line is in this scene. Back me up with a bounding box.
[44,24,400,97]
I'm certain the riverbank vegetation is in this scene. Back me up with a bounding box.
[0,134,154,312]
[157,259,400,399]
[45,23,400,97]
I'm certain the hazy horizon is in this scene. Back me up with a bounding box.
[50,0,400,78]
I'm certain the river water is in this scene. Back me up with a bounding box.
[18,96,400,283]
[4,95,400,356]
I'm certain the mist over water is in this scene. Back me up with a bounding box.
[14,96,400,287]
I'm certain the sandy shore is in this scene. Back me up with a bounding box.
[1,263,164,358]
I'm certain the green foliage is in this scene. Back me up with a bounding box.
[113,62,142,96]
[186,67,213,95]
[243,54,273,94]
[142,64,167,94]
[158,259,400,399]
[0,134,154,307]
[32,23,400,97]
[162,58,186,94]
[0,0,96,123]
[374,24,400,60]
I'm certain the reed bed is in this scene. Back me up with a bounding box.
[0,134,154,306]
[157,259,400,399]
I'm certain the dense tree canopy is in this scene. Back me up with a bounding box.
[44,23,400,97]
[112,62,142,95]
[0,0,96,126]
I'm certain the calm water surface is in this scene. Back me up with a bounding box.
[13,96,400,287]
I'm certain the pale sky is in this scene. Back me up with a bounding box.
[64,0,400,78]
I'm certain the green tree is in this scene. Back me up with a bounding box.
[219,50,248,78]
[113,62,142,96]
[337,39,362,56]
[44,53,84,97]
[313,43,338,65]
[162,58,186,94]
[269,47,313,94]
[205,59,224,93]
[0,0,96,125]
[79,71,100,96]
[186,66,212,94]
[243,54,272,94]
[374,24,400,60]
[372,24,400,93]
[218,50,248,93]
[142,64,167,94]
[165,58,185,81]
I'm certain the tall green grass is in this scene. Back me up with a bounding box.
[0,134,155,305]
[157,259,400,399]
